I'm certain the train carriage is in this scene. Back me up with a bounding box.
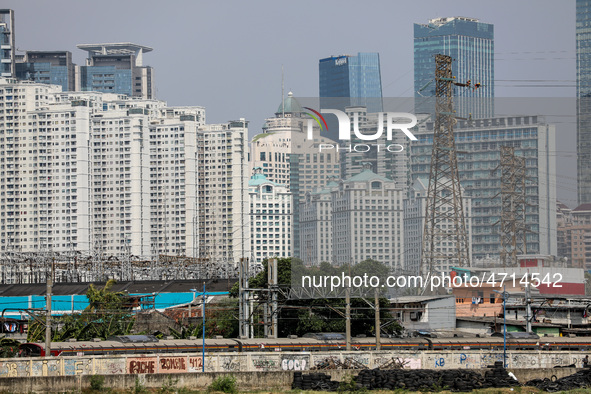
[17,333,591,357]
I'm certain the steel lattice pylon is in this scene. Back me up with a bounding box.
[496,146,527,267]
[420,54,471,276]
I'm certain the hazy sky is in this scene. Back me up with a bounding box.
[4,0,578,205]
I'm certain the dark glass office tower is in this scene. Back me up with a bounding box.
[78,43,155,99]
[319,52,383,114]
[414,16,494,119]
[16,51,76,92]
[577,0,591,204]
[0,9,15,78]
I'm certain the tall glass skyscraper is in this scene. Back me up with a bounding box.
[319,52,383,114]
[13,41,156,99]
[414,17,494,119]
[16,51,76,92]
[577,0,591,204]
[0,9,15,78]
[78,43,155,99]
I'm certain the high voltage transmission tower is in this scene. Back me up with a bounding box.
[420,54,471,278]
[494,146,528,267]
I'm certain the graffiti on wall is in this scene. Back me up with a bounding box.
[94,358,126,375]
[31,359,62,377]
[0,351,584,378]
[127,357,157,374]
[0,361,30,377]
[159,357,186,373]
[280,355,309,371]
[250,355,279,371]
[402,358,421,369]
[219,356,241,372]
[188,357,203,372]
[64,359,92,375]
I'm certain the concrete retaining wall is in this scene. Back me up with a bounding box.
[0,350,585,378]
[0,371,293,393]
[0,368,581,393]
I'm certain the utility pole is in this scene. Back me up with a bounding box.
[189,288,197,323]
[493,287,508,367]
[420,54,471,280]
[268,258,278,339]
[263,299,268,338]
[249,298,255,339]
[201,281,206,373]
[238,257,249,339]
[568,299,572,329]
[345,287,351,351]
[375,287,381,351]
[503,288,507,368]
[525,272,532,334]
[45,256,54,357]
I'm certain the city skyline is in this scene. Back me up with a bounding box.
[3,1,577,207]
[3,2,573,116]
[0,2,590,365]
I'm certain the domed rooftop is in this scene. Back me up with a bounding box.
[249,167,284,187]
[276,91,304,115]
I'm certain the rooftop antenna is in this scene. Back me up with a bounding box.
[281,65,285,118]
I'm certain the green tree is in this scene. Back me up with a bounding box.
[351,259,390,281]
[248,257,294,289]
[0,336,21,358]
[85,279,130,313]
[170,298,239,339]
[229,257,297,297]
[27,279,135,342]
[204,298,239,338]
[169,324,201,339]
[230,257,402,337]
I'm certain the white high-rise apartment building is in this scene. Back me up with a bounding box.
[197,120,249,268]
[147,108,201,257]
[250,92,341,191]
[300,178,339,266]
[89,101,204,257]
[332,164,405,269]
[0,79,91,252]
[410,115,557,260]
[339,106,409,187]
[250,92,341,258]
[0,77,207,258]
[403,178,473,275]
[249,168,292,265]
